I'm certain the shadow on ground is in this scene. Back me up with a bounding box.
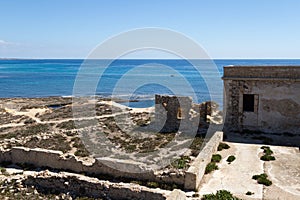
[223,130,300,148]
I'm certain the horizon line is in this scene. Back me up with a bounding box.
[1,57,300,60]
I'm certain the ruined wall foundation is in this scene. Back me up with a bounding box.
[0,131,223,192]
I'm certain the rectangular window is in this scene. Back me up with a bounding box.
[243,94,255,112]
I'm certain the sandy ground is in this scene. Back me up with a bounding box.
[197,142,300,200]
[0,100,154,129]
[264,146,300,200]
[5,107,47,124]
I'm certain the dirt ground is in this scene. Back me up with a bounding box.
[197,142,300,200]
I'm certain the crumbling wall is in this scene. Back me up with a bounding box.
[155,95,192,133]
[0,147,186,187]
[198,101,219,123]
[154,95,219,133]
[23,170,186,200]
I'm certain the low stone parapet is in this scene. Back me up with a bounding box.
[184,131,223,191]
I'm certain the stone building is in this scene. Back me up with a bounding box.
[222,66,300,134]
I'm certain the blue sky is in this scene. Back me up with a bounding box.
[0,0,300,58]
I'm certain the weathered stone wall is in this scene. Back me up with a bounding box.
[23,170,187,200]
[223,66,300,134]
[184,131,223,191]
[0,147,186,187]
[155,95,192,133]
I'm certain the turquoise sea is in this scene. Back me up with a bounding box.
[0,59,299,107]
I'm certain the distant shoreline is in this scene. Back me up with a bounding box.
[1,58,300,60]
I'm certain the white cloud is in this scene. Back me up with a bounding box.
[0,40,14,46]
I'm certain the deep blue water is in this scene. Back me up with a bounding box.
[1,59,300,107]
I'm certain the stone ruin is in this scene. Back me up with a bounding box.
[155,95,192,133]
[0,95,224,199]
[154,94,219,134]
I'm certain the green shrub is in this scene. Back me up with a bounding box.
[211,154,222,163]
[252,173,272,186]
[171,156,191,169]
[246,191,254,195]
[226,155,236,163]
[260,146,275,161]
[261,146,273,155]
[257,177,272,186]
[0,167,8,176]
[217,143,230,151]
[202,190,241,200]
[205,162,218,174]
[0,167,6,173]
[260,155,275,161]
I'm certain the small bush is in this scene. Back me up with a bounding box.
[211,154,222,163]
[0,167,6,173]
[218,142,230,151]
[171,156,191,169]
[252,173,272,186]
[205,162,218,174]
[226,155,236,163]
[202,190,241,200]
[260,155,275,161]
[246,191,254,195]
[0,167,8,176]
[260,146,275,161]
[258,177,272,186]
[261,146,273,155]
